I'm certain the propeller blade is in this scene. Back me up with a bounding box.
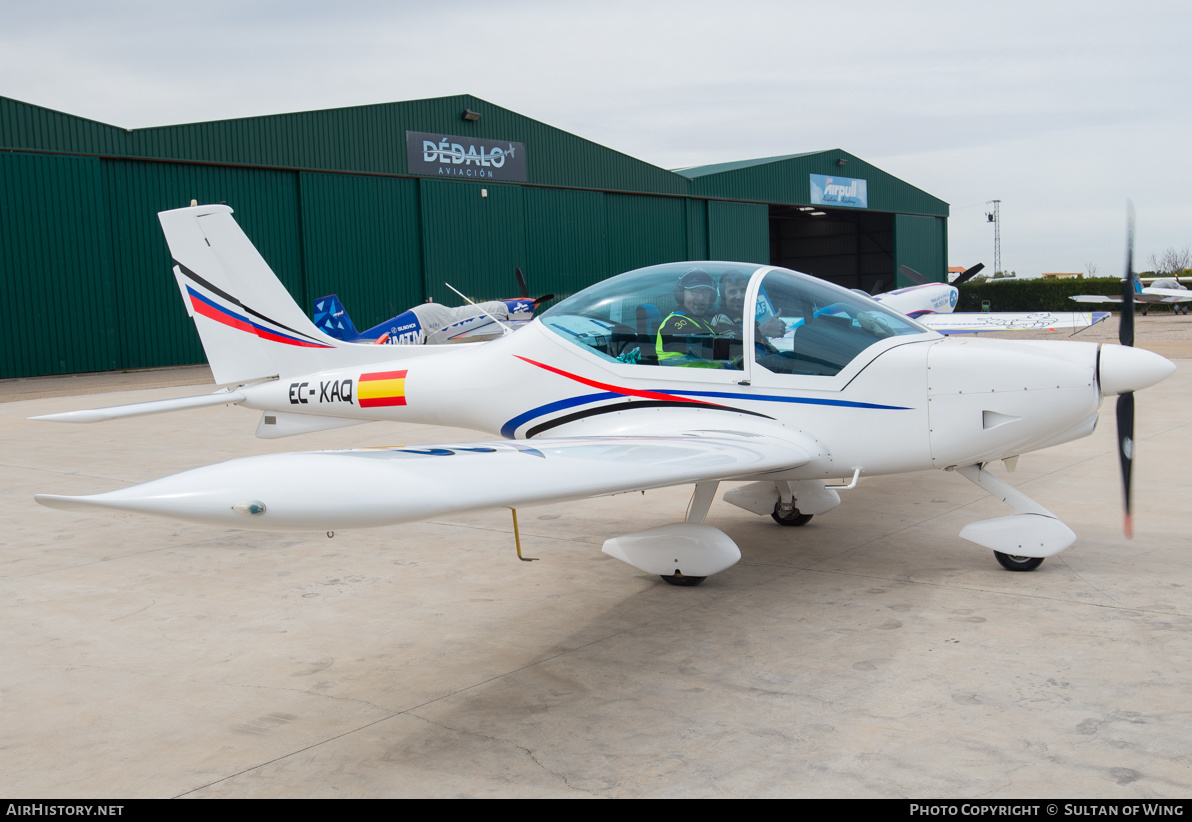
[1117,201,1137,538]
[1116,391,1134,539]
[870,278,888,296]
[532,294,555,307]
[1120,203,1135,347]
[898,265,930,286]
[515,267,529,300]
[952,263,985,286]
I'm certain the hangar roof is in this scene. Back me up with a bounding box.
[672,152,823,177]
[0,94,947,215]
[676,149,948,217]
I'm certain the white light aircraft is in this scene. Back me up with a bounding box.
[1071,271,1192,315]
[35,205,1174,584]
[875,265,1110,335]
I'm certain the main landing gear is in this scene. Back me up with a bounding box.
[993,551,1045,572]
[660,571,707,587]
[771,504,813,527]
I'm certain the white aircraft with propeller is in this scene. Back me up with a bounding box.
[35,205,1173,585]
[874,264,1110,334]
[1071,270,1192,315]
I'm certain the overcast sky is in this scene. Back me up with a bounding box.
[4,0,1188,278]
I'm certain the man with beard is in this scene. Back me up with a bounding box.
[656,268,739,369]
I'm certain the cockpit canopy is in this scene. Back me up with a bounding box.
[541,262,929,377]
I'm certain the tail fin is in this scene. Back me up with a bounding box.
[1133,270,1144,294]
[313,294,360,341]
[159,205,416,384]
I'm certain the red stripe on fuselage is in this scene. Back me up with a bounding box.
[514,356,716,405]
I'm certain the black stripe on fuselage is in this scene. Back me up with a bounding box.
[525,400,773,439]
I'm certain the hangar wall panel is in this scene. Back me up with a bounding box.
[0,152,117,378]
[101,160,302,369]
[707,200,769,263]
[299,172,423,332]
[420,179,527,305]
[893,214,946,286]
[603,194,687,274]
[522,187,608,301]
[685,199,708,261]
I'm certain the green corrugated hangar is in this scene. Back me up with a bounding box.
[0,93,949,378]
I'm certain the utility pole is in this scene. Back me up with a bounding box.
[985,200,1001,276]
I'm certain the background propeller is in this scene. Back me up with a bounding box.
[951,263,985,286]
[897,263,984,288]
[898,265,930,286]
[1117,203,1136,538]
[515,267,554,307]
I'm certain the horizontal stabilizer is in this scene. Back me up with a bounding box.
[32,391,246,423]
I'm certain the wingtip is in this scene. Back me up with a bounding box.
[34,494,94,512]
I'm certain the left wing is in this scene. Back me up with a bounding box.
[917,311,1110,335]
[36,430,816,531]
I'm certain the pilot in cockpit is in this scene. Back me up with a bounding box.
[656,268,737,369]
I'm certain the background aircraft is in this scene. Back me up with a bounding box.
[871,265,1109,334]
[36,206,1173,585]
[313,269,553,344]
[1071,271,1192,315]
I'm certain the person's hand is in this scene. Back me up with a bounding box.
[758,316,786,338]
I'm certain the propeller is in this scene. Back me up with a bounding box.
[1117,203,1136,538]
[515,267,554,307]
[951,263,985,286]
[898,265,930,286]
[896,264,982,289]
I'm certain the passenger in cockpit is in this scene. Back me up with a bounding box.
[712,270,787,347]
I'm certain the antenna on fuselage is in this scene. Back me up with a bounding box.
[444,282,515,336]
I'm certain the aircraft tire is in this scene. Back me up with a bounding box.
[661,574,706,587]
[771,507,813,526]
[994,551,1045,572]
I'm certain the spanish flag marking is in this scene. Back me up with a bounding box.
[358,369,407,408]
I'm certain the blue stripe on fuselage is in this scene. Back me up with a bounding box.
[500,388,910,438]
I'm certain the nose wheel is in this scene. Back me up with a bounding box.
[994,551,1044,572]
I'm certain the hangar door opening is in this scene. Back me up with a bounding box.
[768,205,894,294]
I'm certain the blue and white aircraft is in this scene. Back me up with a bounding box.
[312,270,551,345]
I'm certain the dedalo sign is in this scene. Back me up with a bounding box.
[406,131,528,181]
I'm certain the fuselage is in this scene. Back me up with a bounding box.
[237,318,1105,480]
